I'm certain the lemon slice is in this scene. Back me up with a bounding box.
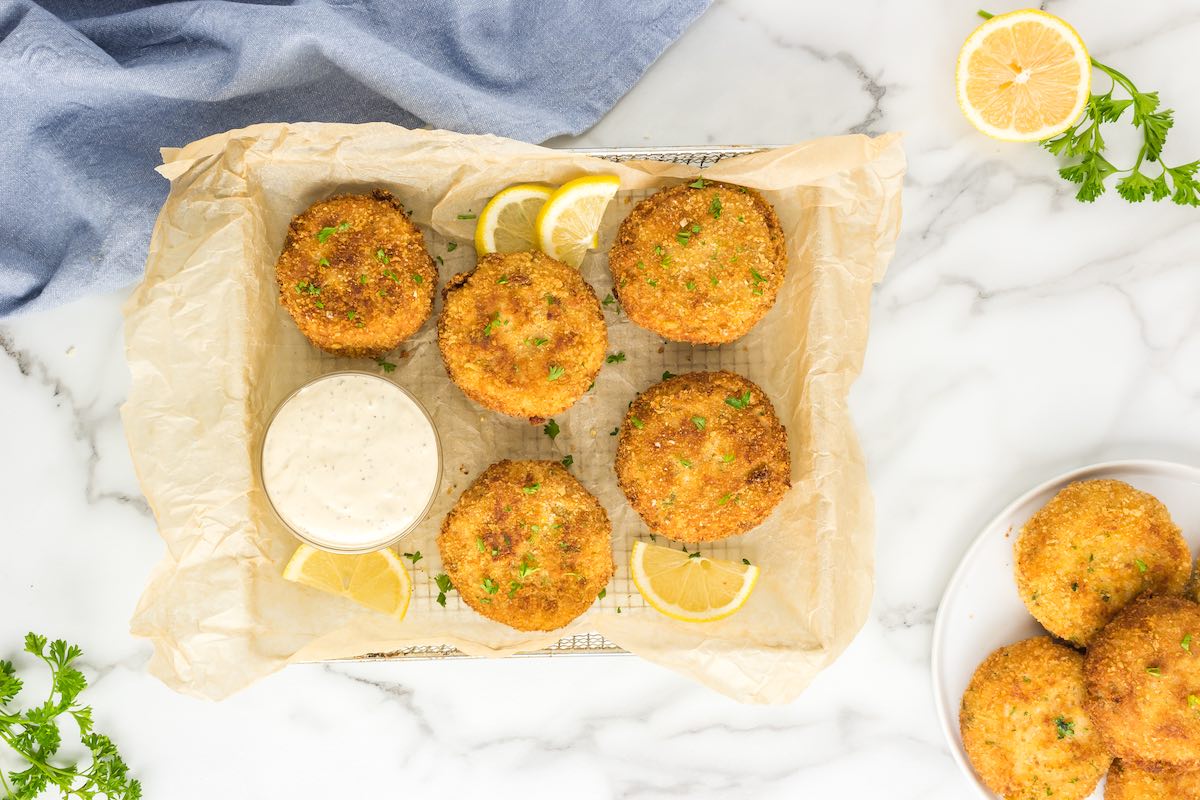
[283,544,412,620]
[629,540,759,623]
[474,183,553,255]
[534,174,620,267]
[956,9,1091,142]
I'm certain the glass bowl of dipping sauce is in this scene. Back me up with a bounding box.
[259,371,441,554]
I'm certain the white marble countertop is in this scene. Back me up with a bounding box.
[3,1,1200,796]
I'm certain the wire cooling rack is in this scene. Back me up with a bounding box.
[351,145,767,662]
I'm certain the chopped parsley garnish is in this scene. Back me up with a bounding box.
[403,551,422,564]
[654,245,664,256]
[359,274,368,285]
[737,214,745,223]
[525,336,549,347]
[475,536,485,553]
[597,587,606,600]
[412,273,424,284]
[675,230,692,246]
[689,178,707,189]
[522,483,540,494]
[602,293,619,311]
[686,281,696,291]
[376,249,390,264]
[517,555,538,579]
[483,311,505,337]
[630,417,644,430]
[1184,634,1193,652]
[295,280,320,295]
[375,358,397,373]
[508,580,522,598]
[606,352,626,364]
[447,241,458,251]
[383,269,399,282]
[434,573,453,606]
[691,415,706,430]
[677,458,693,468]
[346,310,357,321]
[315,300,325,309]
[1147,666,1163,677]
[687,550,701,559]
[1054,716,1075,739]
[482,577,499,594]
[1191,695,1200,709]
[709,274,719,286]
[316,221,349,243]
[742,558,751,566]
[709,194,722,219]
[545,293,559,305]
[548,365,566,381]
[543,419,560,440]
[750,267,766,295]
[435,255,444,266]
[318,257,330,267]
[496,275,509,285]
[561,454,573,468]
[717,493,733,506]
[1135,558,1148,572]
[647,278,658,287]
[457,213,477,220]
[721,454,735,463]
[662,370,676,380]
[609,427,619,436]
[725,390,752,410]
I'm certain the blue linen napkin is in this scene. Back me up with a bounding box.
[0,0,709,316]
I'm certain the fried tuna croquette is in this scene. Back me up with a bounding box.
[1015,479,1190,646]
[614,371,790,542]
[437,460,614,632]
[276,191,436,358]
[1105,760,1200,800]
[960,636,1111,800]
[1085,595,1200,769]
[437,251,606,422]
[607,181,786,344]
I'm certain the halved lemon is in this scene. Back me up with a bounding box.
[629,540,759,623]
[956,9,1091,142]
[535,174,620,267]
[283,544,412,620]
[474,183,553,255]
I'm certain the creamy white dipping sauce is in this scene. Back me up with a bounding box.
[261,372,440,552]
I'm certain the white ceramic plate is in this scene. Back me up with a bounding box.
[931,459,1200,799]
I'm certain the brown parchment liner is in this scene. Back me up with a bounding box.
[122,123,905,703]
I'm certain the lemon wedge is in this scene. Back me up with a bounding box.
[283,544,412,620]
[474,183,553,255]
[534,174,620,267]
[629,540,759,623]
[956,9,1091,142]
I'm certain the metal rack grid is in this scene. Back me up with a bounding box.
[347,145,767,662]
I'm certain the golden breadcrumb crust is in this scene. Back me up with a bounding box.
[276,191,436,358]
[1015,479,1190,646]
[960,636,1110,800]
[614,371,790,542]
[1105,760,1200,800]
[437,460,614,632]
[1085,595,1200,769]
[607,181,787,344]
[437,251,606,423]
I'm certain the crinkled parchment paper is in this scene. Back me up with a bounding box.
[122,123,904,703]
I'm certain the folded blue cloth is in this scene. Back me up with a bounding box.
[0,0,709,316]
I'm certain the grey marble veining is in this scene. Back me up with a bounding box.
[2,1,1200,797]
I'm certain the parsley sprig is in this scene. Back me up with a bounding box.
[978,9,1198,206]
[1,634,141,799]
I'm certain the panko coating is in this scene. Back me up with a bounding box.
[1015,479,1190,646]
[614,371,790,542]
[607,181,786,344]
[1085,595,1200,769]
[276,190,436,358]
[1105,760,1200,800]
[437,460,614,632]
[959,636,1111,800]
[437,251,606,422]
